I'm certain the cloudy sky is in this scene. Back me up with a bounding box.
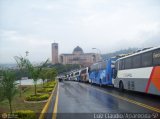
[0,0,160,64]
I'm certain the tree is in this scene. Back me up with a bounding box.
[14,56,27,97]
[46,63,80,74]
[46,68,57,81]
[39,69,48,87]
[50,68,57,80]
[26,59,49,95]
[0,71,3,101]
[0,82,4,101]
[0,71,17,114]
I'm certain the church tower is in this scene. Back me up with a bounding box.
[51,43,58,64]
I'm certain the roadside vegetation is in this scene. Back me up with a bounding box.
[37,81,56,94]
[14,56,28,97]
[0,56,58,118]
[0,71,17,114]
[47,63,80,74]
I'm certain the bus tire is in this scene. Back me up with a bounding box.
[119,81,124,91]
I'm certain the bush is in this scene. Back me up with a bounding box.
[43,84,54,88]
[44,81,56,88]
[14,110,36,119]
[25,94,49,101]
[45,88,53,92]
[37,88,53,93]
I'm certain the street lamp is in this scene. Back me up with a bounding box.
[25,51,29,57]
[92,48,102,61]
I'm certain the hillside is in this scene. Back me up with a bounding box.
[101,48,138,60]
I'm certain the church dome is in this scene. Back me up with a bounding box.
[73,46,84,54]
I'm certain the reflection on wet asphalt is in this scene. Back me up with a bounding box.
[57,81,159,113]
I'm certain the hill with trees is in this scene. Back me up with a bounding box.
[101,48,138,60]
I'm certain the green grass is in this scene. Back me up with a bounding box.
[37,88,53,93]
[25,94,49,101]
[0,80,57,113]
[43,81,56,88]
[15,110,36,119]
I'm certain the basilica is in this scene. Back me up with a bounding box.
[59,46,101,67]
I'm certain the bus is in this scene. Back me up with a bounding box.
[74,70,81,81]
[89,57,117,86]
[89,63,98,84]
[70,72,75,81]
[79,67,89,82]
[114,46,160,96]
[67,73,72,81]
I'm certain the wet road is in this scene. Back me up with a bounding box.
[55,81,160,119]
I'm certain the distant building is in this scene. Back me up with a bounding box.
[51,43,59,64]
[59,46,101,67]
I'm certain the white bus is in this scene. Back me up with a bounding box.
[74,70,81,81]
[114,46,160,96]
[80,67,89,82]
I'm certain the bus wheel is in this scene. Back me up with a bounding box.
[119,81,124,91]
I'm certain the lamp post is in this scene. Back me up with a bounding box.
[25,51,29,57]
[92,48,102,61]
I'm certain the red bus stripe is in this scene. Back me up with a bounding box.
[145,67,155,93]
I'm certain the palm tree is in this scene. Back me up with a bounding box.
[14,56,27,97]
[0,71,17,114]
[0,82,4,101]
[39,69,48,87]
[26,59,49,95]
[49,68,57,81]
[46,68,57,81]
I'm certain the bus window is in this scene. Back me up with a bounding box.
[119,59,125,70]
[132,55,141,68]
[81,69,87,74]
[153,49,160,66]
[122,60,125,70]
[75,72,79,76]
[125,58,132,69]
[119,60,122,70]
[142,52,152,67]
[115,62,118,70]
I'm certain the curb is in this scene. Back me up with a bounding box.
[39,82,58,119]
[52,83,59,119]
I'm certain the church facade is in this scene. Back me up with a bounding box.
[59,46,101,67]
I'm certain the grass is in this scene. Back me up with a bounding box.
[0,80,57,113]
[25,94,49,101]
[37,88,53,93]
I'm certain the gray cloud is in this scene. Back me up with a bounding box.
[0,0,160,63]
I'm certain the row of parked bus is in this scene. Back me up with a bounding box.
[64,46,160,96]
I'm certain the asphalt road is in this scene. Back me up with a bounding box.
[55,81,160,119]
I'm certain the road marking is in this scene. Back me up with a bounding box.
[88,84,160,113]
[39,82,58,119]
[52,83,59,119]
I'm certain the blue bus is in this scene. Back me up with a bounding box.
[89,57,117,86]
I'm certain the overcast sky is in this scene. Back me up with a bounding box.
[0,0,160,64]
